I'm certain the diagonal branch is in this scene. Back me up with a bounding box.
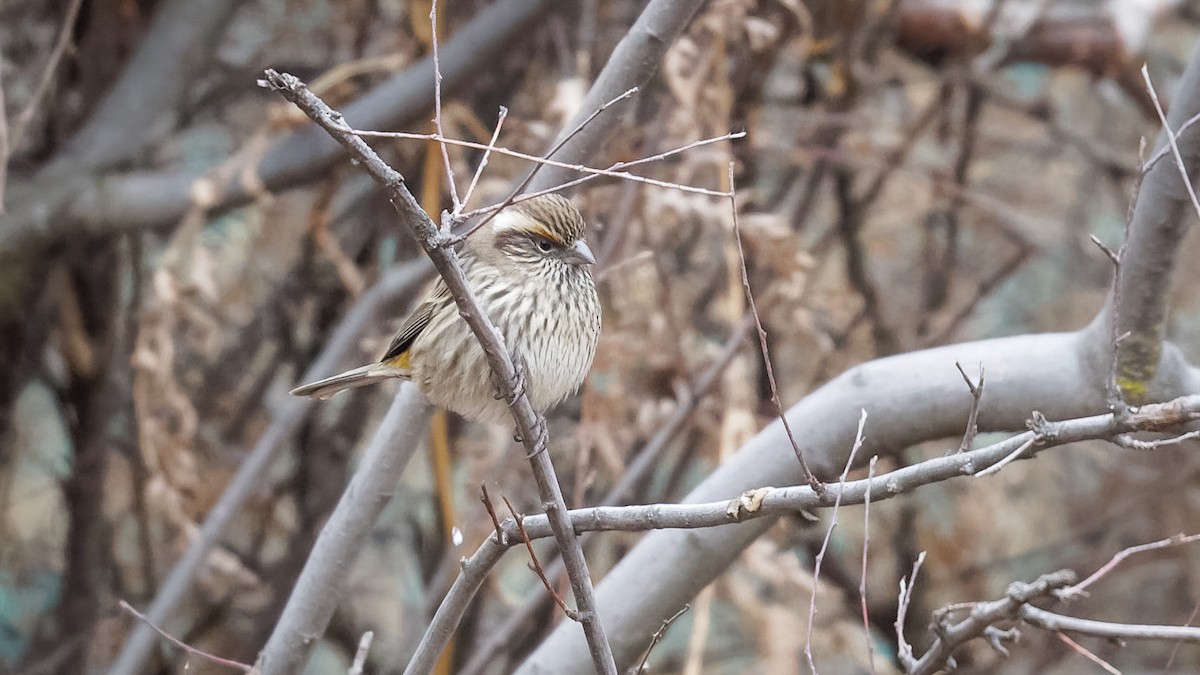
[0,0,555,261]
[521,34,1200,674]
[525,0,709,193]
[258,70,617,675]
[106,260,431,675]
[1109,43,1200,403]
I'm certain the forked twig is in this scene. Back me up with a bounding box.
[504,496,581,622]
[806,409,868,672]
[460,106,508,211]
[459,86,641,238]
[955,362,985,453]
[337,124,733,200]
[479,484,506,545]
[895,551,928,671]
[456,131,745,221]
[630,604,691,675]
[1144,65,1200,222]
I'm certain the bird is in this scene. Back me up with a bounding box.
[290,193,601,424]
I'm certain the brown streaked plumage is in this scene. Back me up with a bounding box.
[290,194,601,423]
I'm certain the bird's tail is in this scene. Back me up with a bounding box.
[289,362,409,400]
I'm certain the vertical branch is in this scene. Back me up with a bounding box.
[728,163,820,489]
[429,0,461,211]
[805,409,868,673]
[859,456,878,675]
[259,71,617,675]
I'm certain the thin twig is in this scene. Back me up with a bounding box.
[480,484,506,545]
[895,551,927,671]
[260,70,617,675]
[456,131,745,221]
[119,600,253,673]
[459,106,508,211]
[504,496,581,621]
[458,86,640,239]
[1144,65,1200,222]
[334,123,737,202]
[1164,598,1200,674]
[429,0,460,211]
[806,409,868,673]
[1057,532,1200,600]
[630,604,690,675]
[975,435,1036,477]
[955,362,985,453]
[859,456,878,675]
[1055,631,1120,675]
[10,0,85,147]
[727,162,820,489]
[1113,428,1200,450]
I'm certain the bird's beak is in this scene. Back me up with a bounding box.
[563,240,596,266]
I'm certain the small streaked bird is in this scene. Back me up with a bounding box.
[290,194,601,423]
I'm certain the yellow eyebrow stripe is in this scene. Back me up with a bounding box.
[528,223,566,245]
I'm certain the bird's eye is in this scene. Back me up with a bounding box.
[536,239,554,252]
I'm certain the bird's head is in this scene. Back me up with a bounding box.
[471,194,596,273]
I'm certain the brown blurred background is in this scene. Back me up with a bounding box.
[2,0,1199,673]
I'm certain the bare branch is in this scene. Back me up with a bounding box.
[349,632,374,675]
[1057,532,1200,600]
[107,261,430,675]
[896,551,927,671]
[728,162,820,489]
[1024,605,1200,643]
[256,385,433,674]
[806,410,868,672]
[525,0,709,193]
[340,124,734,199]
[955,362,985,453]
[0,0,555,259]
[259,70,617,675]
[9,0,85,149]
[630,605,690,675]
[429,0,460,211]
[119,600,253,673]
[860,456,878,675]
[460,107,508,212]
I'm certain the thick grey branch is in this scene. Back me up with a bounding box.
[1114,42,1200,400]
[910,570,1079,675]
[106,260,430,675]
[518,33,1200,673]
[51,0,239,173]
[516,327,1200,673]
[0,0,553,259]
[256,384,432,672]
[525,0,707,193]
[1019,605,1200,643]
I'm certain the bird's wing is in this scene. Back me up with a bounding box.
[380,281,450,365]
